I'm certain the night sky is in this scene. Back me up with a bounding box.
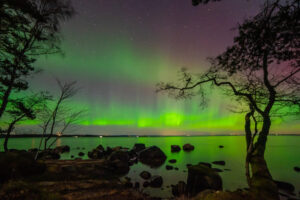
[23,0,299,135]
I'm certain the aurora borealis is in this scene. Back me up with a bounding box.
[23,0,300,135]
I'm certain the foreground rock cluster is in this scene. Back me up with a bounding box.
[0,143,298,200]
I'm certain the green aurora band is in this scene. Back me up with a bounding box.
[13,0,300,135]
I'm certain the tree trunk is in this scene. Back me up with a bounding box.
[254,116,271,157]
[245,152,251,186]
[4,122,15,152]
[0,86,13,119]
[44,137,48,150]
[244,108,254,186]
[248,153,279,200]
[248,116,279,200]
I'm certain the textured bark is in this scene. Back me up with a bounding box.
[248,115,279,199]
[249,154,279,200]
[4,121,16,152]
[0,85,13,119]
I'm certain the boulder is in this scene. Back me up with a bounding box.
[172,181,186,197]
[171,145,181,153]
[96,145,105,151]
[78,152,85,157]
[294,166,300,172]
[140,171,151,180]
[38,150,60,160]
[219,145,224,148]
[112,146,122,151]
[139,146,166,167]
[183,144,195,152]
[132,143,146,152]
[150,176,163,188]
[128,156,138,166]
[54,145,70,153]
[186,163,222,197]
[199,162,212,168]
[109,150,130,163]
[134,182,140,189]
[88,146,105,159]
[212,161,225,166]
[166,165,173,170]
[143,181,150,188]
[105,147,113,156]
[275,180,295,194]
[169,159,177,164]
[107,159,130,175]
[213,168,223,172]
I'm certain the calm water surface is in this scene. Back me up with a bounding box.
[1,136,299,198]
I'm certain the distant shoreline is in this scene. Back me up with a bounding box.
[0,134,299,138]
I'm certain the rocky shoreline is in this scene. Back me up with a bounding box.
[0,144,299,200]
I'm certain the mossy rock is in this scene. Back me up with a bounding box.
[187,164,222,197]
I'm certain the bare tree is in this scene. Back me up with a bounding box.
[158,0,299,198]
[47,110,84,149]
[35,79,82,157]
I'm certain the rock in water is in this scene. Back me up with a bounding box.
[54,145,70,153]
[275,180,295,194]
[150,176,163,188]
[96,145,105,151]
[38,150,60,160]
[294,166,300,172]
[88,145,105,159]
[213,168,223,172]
[172,181,186,197]
[212,160,226,166]
[139,146,166,167]
[186,163,222,197]
[78,152,85,157]
[166,165,173,170]
[171,145,181,153]
[183,144,195,152]
[143,181,150,188]
[132,143,146,153]
[109,150,130,163]
[140,171,151,180]
[199,162,212,168]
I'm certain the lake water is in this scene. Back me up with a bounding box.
[1,135,299,199]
